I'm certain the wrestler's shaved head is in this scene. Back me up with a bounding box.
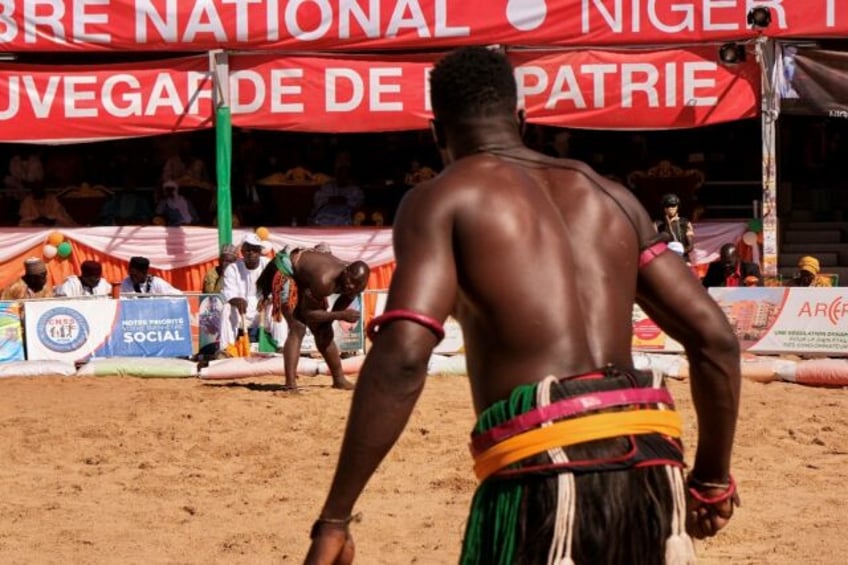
[340,261,370,296]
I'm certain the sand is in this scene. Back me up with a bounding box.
[0,373,846,564]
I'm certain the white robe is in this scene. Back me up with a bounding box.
[219,257,287,350]
[119,275,183,295]
[54,275,112,297]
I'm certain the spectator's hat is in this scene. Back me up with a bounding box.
[662,193,680,207]
[220,244,239,259]
[81,260,102,277]
[24,257,47,275]
[798,256,820,275]
[129,256,150,271]
[241,233,263,248]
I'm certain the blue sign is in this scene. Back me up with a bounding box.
[100,298,193,358]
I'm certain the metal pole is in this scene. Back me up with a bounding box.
[756,37,779,277]
[210,50,232,248]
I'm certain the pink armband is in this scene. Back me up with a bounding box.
[366,310,445,342]
[638,242,669,269]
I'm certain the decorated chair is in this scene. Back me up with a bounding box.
[58,183,113,226]
[626,160,705,218]
[256,167,329,226]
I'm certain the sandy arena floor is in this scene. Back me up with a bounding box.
[0,372,846,564]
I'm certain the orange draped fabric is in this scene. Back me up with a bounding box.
[1,240,395,295]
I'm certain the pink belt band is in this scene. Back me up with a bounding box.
[470,387,675,455]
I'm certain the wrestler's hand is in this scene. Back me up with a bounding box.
[304,527,354,565]
[339,309,361,323]
[229,297,248,314]
[686,486,741,539]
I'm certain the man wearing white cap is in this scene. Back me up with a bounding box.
[1,257,53,300]
[218,234,286,356]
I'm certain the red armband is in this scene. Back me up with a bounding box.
[366,309,445,342]
[687,474,737,505]
[639,242,669,269]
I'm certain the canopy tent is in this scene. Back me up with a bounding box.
[0,0,843,52]
[4,0,845,274]
[0,46,760,141]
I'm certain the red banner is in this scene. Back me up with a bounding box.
[0,57,212,143]
[229,54,434,132]
[512,46,760,129]
[0,48,759,142]
[0,1,840,53]
[229,48,758,132]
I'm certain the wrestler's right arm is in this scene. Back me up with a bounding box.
[219,263,245,313]
[306,181,458,564]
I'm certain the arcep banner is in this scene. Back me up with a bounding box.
[0,48,759,142]
[0,56,211,143]
[0,0,841,53]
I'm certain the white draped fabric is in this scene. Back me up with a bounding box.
[0,222,746,273]
[688,222,750,265]
[0,227,397,269]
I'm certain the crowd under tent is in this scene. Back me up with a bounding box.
[2,1,848,286]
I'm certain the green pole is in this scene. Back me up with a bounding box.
[215,106,233,248]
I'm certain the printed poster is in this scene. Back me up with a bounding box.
[187,293,225,355]
[0,301,24,362]
[633,288,848,357]
[714,287,848,356]
[25,297,192,362]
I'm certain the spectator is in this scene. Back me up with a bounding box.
[162,138,208,183]
[99,177,154,225]
[119,256,182,295]
[4,151,43,199]
[55,260,112,297]
[790,255,833,287]
[218,234,286,356]
[654,193,695,262]
[155,180,199,226]
[702,243,762,287]
[203,244,239,294]
[18,181,78,227]
[1,258,53,300]
[310,152,364,226]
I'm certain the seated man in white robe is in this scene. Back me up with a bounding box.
[218,234,286,356]
[55,260,112,297]
[119,256,182,295]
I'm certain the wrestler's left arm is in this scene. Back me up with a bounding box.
[306,181,457,559]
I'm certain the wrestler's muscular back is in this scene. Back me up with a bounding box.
[405,151,643,413]
[293,251,347,304]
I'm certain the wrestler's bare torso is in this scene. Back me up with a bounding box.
[292,250,349,321]
[391,148,653,414]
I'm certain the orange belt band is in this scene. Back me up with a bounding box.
[473,409,682,482]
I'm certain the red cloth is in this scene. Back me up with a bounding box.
[724,265,742,287]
